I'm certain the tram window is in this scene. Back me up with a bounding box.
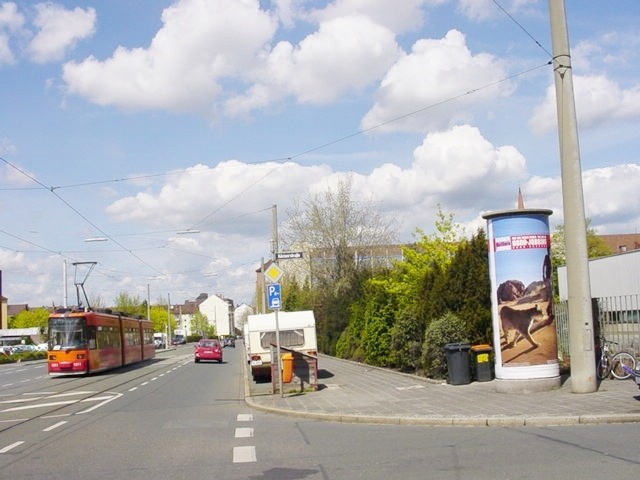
[88,326,97,349]
[49,324,87,350]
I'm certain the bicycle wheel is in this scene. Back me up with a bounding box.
[597,355,610,380]
[611,352,636,380]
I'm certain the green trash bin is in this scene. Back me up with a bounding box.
[471,344,493,382]
[444,343,471,385]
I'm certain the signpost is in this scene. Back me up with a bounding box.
[264,263,284,396]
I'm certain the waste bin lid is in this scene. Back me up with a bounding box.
[471,344,492,352]
[444,342,470,351]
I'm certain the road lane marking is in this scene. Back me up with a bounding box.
[237,414,253,422]
[2,400,78,412]
[235,427,253,438]
[0,441,24,453]
[76,392,123,414]
[43,421,67,432]
[233,446,256,463]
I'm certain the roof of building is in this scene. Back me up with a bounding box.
[598,233,640,254]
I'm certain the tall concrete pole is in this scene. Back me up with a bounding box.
[548,0,596,393]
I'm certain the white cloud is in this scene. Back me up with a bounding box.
[26,3,95,63]
[0,2,25,64]
[225,14,400,115]
[0,136,16,155]
[105,125,530,243]
[530,74,640,134]
[62,0,277,113]
[582,164,640,231]
[105,161,333,232]
[361,29,510,133]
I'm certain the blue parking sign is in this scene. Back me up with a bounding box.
[267,283,281,310]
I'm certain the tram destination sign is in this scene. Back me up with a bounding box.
[276,251,303,260]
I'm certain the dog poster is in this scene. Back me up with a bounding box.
[484,209,560,380]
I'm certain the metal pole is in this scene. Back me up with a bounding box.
[63,261,68,309]
[260,258,266,314]
[548,0,596,392]
[272,204,278,262]
[166,293,171,349]
[271,205,283,396]
[147,283,151,321]
[275,308,283,397]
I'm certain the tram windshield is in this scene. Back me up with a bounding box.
[49,317,87,350]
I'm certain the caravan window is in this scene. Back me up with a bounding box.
[260,329,305,349]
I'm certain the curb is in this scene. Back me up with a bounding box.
[244,396,640,427]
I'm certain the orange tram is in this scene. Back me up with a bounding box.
[47,309,155,376]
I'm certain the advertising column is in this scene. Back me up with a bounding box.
[483,209,560,391]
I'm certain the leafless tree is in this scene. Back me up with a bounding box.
[282,176,398,285]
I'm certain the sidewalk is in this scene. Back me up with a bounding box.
[245,355,640,427]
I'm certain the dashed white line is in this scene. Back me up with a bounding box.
[233,446,256,463]
[237,414,253,422]
[0,441,24,453]
[43,421,67,432]
[235,427,253,438]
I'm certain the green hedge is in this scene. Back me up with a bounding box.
[0,351,47,364]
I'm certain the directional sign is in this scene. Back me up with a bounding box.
[267,283,282,310]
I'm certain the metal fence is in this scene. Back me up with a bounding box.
[555,295,640,362]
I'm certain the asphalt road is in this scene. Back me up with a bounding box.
[0,347,638,479]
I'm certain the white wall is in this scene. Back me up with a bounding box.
[198,295,232,336]
[557,250,640,300]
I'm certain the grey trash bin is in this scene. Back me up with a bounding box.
[444,343,471,385]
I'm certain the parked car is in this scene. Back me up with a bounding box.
[10,344,37,354]
[194,339,223,363]
[223,337,235,348]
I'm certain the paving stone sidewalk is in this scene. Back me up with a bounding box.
[245,355,640,426]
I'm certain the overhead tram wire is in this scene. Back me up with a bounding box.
[182,61,551,232]
[492,0,553,58]
[0,156,165,277]
[1,58,550,270]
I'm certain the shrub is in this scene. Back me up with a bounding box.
[421,311,469,379]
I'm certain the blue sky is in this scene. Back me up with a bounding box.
[1,0,639,308]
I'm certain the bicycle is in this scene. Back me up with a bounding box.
[596,337,637,380]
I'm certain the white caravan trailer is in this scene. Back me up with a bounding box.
[246,310,317,381]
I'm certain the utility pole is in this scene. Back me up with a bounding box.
[271,204,279,262]
[549,0,596,393]
[166,293,171,350]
